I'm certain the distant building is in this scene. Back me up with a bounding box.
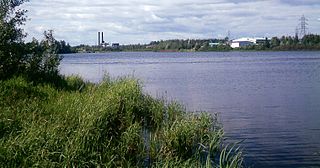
[254,38,268,44]
[231,37,269,48]
[112,43,120,49]
[209,42,220,47]
[101,42,109,47]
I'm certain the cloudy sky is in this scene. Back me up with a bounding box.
[21,0,320,45]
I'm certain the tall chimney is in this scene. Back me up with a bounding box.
[102,32,104,44]
[98,32,100,46]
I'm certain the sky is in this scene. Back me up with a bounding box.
[21,0,320,46]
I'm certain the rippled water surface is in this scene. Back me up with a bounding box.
[60,51,320,167]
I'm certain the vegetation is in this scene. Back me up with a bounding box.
[238,34,320,51]
[0,0,28,79]
[270,34,320,50]
[0,75,243,167]
[72,44,122,53]
[141,39,231,52]
[71,34,320,53]
[0,0,64,82]
[72,39,231,53]
[55,40,74,54]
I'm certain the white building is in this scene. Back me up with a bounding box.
[230,37,269,48]
[209,42,220,47]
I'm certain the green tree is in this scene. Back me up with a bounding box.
[264,37,270,48]
[0,0,28,79]
[287,36,294,45]
[280,36,286,46]
[270,37,280,48]
[39,30,62,76]
[194,42,201,51]
[302,34,320,46]
[294,33,299,45]
[0,0,63,83]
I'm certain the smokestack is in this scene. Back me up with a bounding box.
[102,32,104,44]
[98,32,101,46]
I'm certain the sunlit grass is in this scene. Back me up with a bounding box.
[0,75,243,167]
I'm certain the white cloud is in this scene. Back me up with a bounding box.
[21,0,320,45]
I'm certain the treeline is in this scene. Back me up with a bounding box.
[140,39,231,51]
[142,35,320,51]
[71,34,320,53]
[271,34,320,50]
[56,40,75,54]
[72,39,231,53]
[72,44,122,53]
[121,39,231,52]
[235,34,320,51]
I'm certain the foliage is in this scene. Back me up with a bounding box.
[73,34,320,53]
[301,34,320,46]
[130,39,230,52]
[0,0,28,79]
[21,30,64,86]
[0,76,243,167]
[72,39,231,52]
[0,0,64,85]
[55,40,74,54]
[232,34,320,51]
[265,34,320,51]
[73,44,122,53]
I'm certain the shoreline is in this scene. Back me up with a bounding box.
[63,49,320,54]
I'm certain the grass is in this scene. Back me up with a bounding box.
[0,75,243,167]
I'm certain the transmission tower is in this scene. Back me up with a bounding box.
[227,30,231,40]
[295,27,299,38]
[299,15,308,37]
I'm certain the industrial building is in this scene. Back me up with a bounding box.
[97,32,108,47]
[97,32,120,49]
[230,37,269,48]
[111,43,120,49]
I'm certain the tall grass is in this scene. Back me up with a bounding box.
[0,75,243,167]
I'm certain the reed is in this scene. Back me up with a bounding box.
[0,75,243,167]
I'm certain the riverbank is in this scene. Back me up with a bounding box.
[71,34,320,53]
[0,75,242,167]
[71,47,320,54]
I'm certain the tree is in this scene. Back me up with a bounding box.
[39,30,62,76]
[0,0,28,79]
[21,30,62,83]
[264,37,270,48]
[287,36,294,45]
[194,42,201,51]
[270,37,280,48]
[280,36,286,46]
[56,40,73,54]
[302,34,320,46]
[294,33,299,45]
[0,0,63,82]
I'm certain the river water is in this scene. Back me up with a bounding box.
[60,51,320,167]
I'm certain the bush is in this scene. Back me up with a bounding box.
[23,30,64,87]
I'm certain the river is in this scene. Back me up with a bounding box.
[60,51,320,167]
